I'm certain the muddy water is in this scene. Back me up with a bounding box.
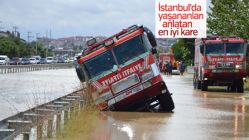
[0,69,80,120]
[70,74,249,140]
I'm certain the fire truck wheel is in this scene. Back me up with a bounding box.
[197,80,201,89]
[236,81,244,93]
[231,85,236,92]
[158,93,175,111]
[193,79,197,89]
[201,82,208,91]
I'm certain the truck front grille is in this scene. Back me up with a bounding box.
[111,74,140,94]
[216,62,235,69]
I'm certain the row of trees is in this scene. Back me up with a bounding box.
[170,0,249,65]
[0,36,52,58]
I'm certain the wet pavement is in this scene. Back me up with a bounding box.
[0,69,80,120]
[1,70,249,140]
[65,74,249,140]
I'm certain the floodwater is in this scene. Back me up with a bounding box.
[0,68,80,120]
[66,74,249,140]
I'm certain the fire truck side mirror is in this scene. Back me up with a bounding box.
[75,64,85,82]
[200,45,204,54]
[151,48,157,54]
[144,27,157,47]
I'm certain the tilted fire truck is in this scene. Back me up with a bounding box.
[75,25,175,111]
[193,36,248,92]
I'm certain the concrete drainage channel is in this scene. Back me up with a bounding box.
[0,88,86,140]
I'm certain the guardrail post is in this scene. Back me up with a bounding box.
[37,123,42,140]
[47,119,53,138]
[56,113,61,132]
[64,110,69,123]
[23,132,29,140]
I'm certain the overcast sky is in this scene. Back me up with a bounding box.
[0,0,210,40]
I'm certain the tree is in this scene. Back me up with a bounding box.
[171,38,195,65]
[0,36,52,58]
[208,0,249,38]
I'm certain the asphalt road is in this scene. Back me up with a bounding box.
[68,74,249,140]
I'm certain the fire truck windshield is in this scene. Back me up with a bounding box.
[205,42,245,55]
[113,35,147,65]
[205,43,224,55]
[83,35,149,79]
[226,43,245,55]
[84,50,116,79]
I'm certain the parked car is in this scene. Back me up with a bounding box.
[46,57,53,64]
[9,57,21,65]
[38,58,47,64]
[21,58,31,65]
[29,58,37,64]
[65,58,70,63]
[34,57,40,64]
[57,57,65,63]
[33,55,41,63]
[53,57,58,63]
[0,55,10,65]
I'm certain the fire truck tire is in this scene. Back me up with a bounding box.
[231,85,236,92]
[236,81,244,93]
[197,80,201,89]
[193,79,197,89]
[201,82,208,91]
[158,93,175,111]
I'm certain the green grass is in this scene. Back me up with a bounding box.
[56,86,100,140]
[56,108,99,140]
[244,77,249,91]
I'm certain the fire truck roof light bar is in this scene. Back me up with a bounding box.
[202,36,243,41]
[83,25,143,55]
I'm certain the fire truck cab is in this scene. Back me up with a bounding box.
[159,53,178,70]
[194,36,248,93]
[75,25,175,111]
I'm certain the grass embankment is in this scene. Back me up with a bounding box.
[244,77,249,91]
[57,109,99,140]
[56,85,100,140]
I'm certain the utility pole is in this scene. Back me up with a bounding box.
[27,32,33,43]
[45,30,48,57]
[46,29,52,57]
[13,26,18,37]
[27,32,34,56]
[36,33,40,55]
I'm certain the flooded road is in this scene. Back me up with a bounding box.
[0,69,80,120]
[65,74,249,140]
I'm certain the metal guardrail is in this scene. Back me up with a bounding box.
[0,88,86,140]
[0,63,74,74]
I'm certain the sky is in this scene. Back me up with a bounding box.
[0,0,211,40]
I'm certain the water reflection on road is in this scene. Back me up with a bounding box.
[83,74,249,140]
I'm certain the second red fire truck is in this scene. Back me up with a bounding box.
[194,36,248,93]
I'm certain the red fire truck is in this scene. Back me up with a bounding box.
[159,53,173,63]
[159,52,178,70]
[75,25,174,111]
[193,36,247,92]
